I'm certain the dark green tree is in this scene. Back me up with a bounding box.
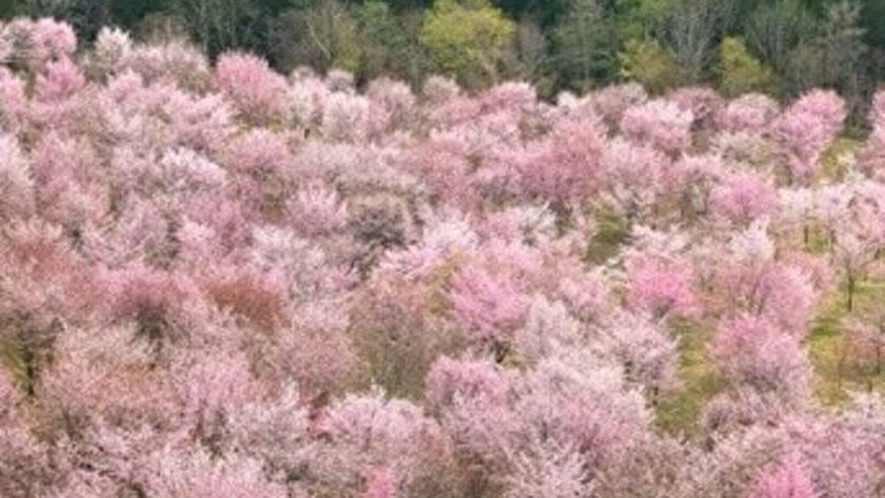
[744,0,816,75]
[786,0,867,92]
[514,14,550,90]
[418,0,517,89]
[110,0,172,29]
[268,0,362,74]
[718,36,778,97]
[353,0,428,84]
[618,37,680,94]
[613,0,672,39]
[19,0,114,41]
[664,0,735,83]
[551,0,618,91]
[169,0,260,56]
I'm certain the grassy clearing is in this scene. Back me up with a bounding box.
[585,211,630,265]
[654,137,871,432]
[817,136,861,180]
[809,292,853,406]
[627,138,880,433]
[655,320,724,438]
[809,276,885,407]
[654,275,885,436]
[807,136,885,406]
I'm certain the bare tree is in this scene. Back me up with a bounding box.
[172,0,258,55]
[665,0,735,83]
[744,0,814,75]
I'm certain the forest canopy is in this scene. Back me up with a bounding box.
[7,0,882,113]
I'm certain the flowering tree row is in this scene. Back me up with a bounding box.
[1,18,885,498]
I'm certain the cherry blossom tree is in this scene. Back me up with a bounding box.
[310,388,452,497]
[450,263,533,360]
[3,18,76,73]
[625,255,700,320]
[772,90,846,184]
[509,115,607,204]
[713,314,811,402]
[621,98,694,156]
[713,222,819,337]
[710,170,779,226]
[213,52,288,126]
[0,134,34,220]
[34,57,85,103]
[600,138,670,222]
[719,93,780,134]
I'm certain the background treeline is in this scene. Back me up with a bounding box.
[4,0,884,124]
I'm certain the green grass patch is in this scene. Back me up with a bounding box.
[802,224,832,255]
[585,211,630,265]
[818,136,861,181]
[809,293,852,405]
[809,275,885,406]
[655,320,724,438]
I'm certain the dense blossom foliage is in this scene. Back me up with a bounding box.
[2,20,885,498]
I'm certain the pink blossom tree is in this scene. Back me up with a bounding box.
[600,138,670,222]
[426,356,512,413]
[3,18,76,72]
[29,133,106,230]
[505,438,589,498]
[587,82,648,131]
[253,300,357,400]
[595,310,681,397]
[34,57,85,102]
[310,389,451,497]
[772,90,846,184]
[710,170,779,226]
[0,134,34,220]
[846,306,885,377]
[666,86,726,135]
[450,263,533,361]
[288,183,349,238]
[620,99,694,156]
[363,466,399,498]
[366,77,417,135]
[106,265,210,362]
[0,68,28,134]
[213,52,288,126]
[0,367,54,498]
[510,115,607,205]
[220,128,293,222]
[713,314,811,401]
[832,230,877,311]
[122,40,212,91]
[85,26,132,80]
[200,264,288,332]
[625,255,700,320]
[321,91,372,143]
[714,223,819,337]
[719,93,780,134]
